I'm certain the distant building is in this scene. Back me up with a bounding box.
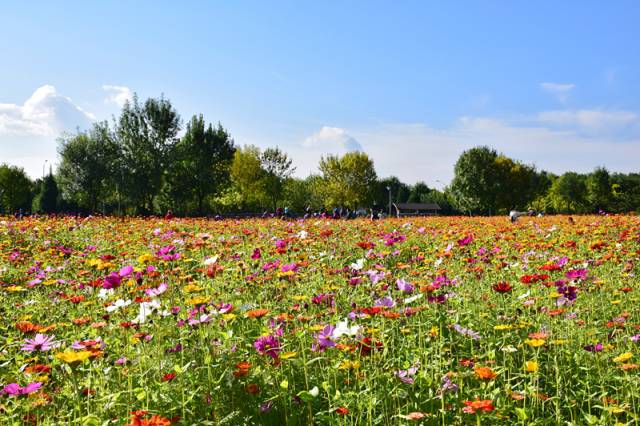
[393,202,441,217]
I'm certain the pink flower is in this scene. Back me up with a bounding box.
[1,382,42,396]
[21,334,57,352]
[145,282,168,297]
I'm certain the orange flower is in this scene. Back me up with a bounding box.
[246,309,269,318]
[462,398,495,414]
[474,366,497,380]
[233,362,251,377]
[245,383,260,394]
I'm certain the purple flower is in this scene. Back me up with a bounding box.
[21,334,57,352]
[374,295,395,308]
[630,334,640,343]
[260,400,273,413]
[439,375,459,395]
[253,334,281,359]
[251,248,262,260]
[453,324,480,340]
[395,365,419,384]
[312,325,336,352]
[280,263,298,273]
[396,278,414,294]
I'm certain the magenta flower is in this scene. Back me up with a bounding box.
[253,334,281,359]
[251,248,262,260]
[1,382,42,396]
[280,263,298,273]
[21,334,57,352]
[119,265,134,277]
[566,268,588,281]
[103,272,122,289]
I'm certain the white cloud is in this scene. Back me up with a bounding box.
[537,109,637,130]
[540,82,575,103]
[303,126,362,151]
[290,109,640,189]
[0,85,94,177]
[102,85,133,107]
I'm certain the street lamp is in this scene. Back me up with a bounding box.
[42,160,48,179]
[386,186,392,217]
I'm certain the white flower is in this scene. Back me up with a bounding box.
[350,258,365,270]
[404,294,423,304]
[204,256,219,266]
[106,298,131,312]
[332,320,361,339]
[98,288,114,299]
[132,299,161,324]
[297,230,308,239]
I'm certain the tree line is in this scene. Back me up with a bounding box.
[1,95,639,216]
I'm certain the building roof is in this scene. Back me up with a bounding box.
[393,202,441,211]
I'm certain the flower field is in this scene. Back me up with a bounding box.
[1,215,639,425]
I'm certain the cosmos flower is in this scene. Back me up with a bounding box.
[253,334,281,359]
[1,382,42,396]
[21,334,57,352]
[396,278,414,294]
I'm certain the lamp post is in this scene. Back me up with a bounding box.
[42,160,48,179]
[386,186,392,217]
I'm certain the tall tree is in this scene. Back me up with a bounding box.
[165,116,235,214]
[116,95,180,213]
[57,122,119,212]
[230,145,267,210]
[450,146,500,214]
[374,177,411,210]
[261,147,295,210]
[0,164,33,213]
[32,172,59,214]
[318,151,377,209]
[586,167,612,212]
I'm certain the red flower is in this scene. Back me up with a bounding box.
[161,372,176,382]
[492,281,512,293]
[336,407,349,415]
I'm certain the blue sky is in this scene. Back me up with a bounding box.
[1,1,639,187]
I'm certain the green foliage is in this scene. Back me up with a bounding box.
[163,115,235,214]
[32,173,59,213]
[450,146,501,214]
[549,172,588,213]
[261,147,295,210]
[230,145,268,211]
[0,164,33,213]
[318,151,377,209]
[116,94,180,213]
[373,177,411,210]
[57,122,119,212]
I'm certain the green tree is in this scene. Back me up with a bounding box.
[549,172,588,213]
[450,146,500,214]
[586,167,612,212]
[374,177,411,211]
[230,145,267,211]
[318,151,377,209]
[261,147,295,210]
[164,115,235,214]
[116,95,180,213]
[57,122,119,212]
[0,164,33,213]
[407,181,432,203]
[32,172,59,213]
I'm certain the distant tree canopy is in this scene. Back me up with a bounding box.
[2,93,640,217]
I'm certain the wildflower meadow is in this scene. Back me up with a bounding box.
[1,215,639,425]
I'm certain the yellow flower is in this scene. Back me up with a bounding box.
[6,285,25,292]
[428,326,439,337]
[187,296,211,306]
[183,283,203,293]
[280,352,298,359]
[56,350,93,365]
[525,339,545,347]
[524,361,539,373]
[613,352,633,363]
[338,360,361,370]
[494,324,513,331]
[137,253,154,264]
